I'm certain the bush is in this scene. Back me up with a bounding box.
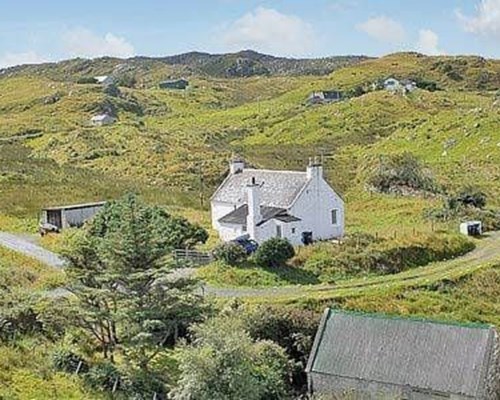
[449,185,487,209]
[84,361,121,391]
[243,306,321,392]
[414,78,439,91]
[115,73,137,88]
[76,76,98,84]
[120,369,167,399]
[52,348,88,374]
[212,242,247,266]
[254,238,295,268]
[368,152,438,194]
[103,83,121,97]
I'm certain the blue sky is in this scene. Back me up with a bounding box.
[0,0,499,67]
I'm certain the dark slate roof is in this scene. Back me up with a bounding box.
[218,204,300,226]
[211,169,308,208]
[307,310,496,398]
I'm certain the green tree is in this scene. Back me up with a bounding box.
[170,315,291,400]
[63,194,209,371]
[254,238,295,268]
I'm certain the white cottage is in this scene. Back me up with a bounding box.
[211,159,344,246]
[91,114,115,126]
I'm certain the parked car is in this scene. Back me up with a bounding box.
[231,236,259,254]
[39,222,60,236]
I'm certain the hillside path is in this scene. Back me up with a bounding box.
[1,231,499,301]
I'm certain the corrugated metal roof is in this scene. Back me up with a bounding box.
[212,169,308,208]
[42,201,107,211]
[218,204,300,226]
[308,310,496,397]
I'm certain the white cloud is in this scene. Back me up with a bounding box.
[456,0,500,38]
[0,51,48,69]
[416,29,443,55]
[63,28,135,58]
[357,16,406,44]
[222,7,316,56]
[329,0,358,12]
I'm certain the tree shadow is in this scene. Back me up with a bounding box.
[262,265,320,285]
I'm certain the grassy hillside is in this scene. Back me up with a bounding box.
[0,52,498,237]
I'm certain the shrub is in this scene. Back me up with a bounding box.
[103,83,121,97]
[414,78,439,91]
[84,361,121,391]
[115,73,137,88]
[120,369,167,399]
[254,238,295,268]
[76,76,98,84]
[52,348,88,374]
[170,315,291,400]
[449,185,487,209]
[368,152,438,194]
[212,242,247,266]
[243,306,321,392]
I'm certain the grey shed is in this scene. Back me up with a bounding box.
[41,201,107,230]
[306,309,500,399]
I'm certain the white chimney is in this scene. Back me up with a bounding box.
[246,177,261,240]
[306,156,323,180]
[229,158,245,174]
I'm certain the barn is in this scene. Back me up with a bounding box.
[306,309,500,399]
[41,201,106,230]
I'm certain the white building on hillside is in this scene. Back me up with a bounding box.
[211,159,344,246]
[91,114,116,126]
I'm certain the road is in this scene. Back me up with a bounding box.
[1,231,499,301]
[0,232,65,268]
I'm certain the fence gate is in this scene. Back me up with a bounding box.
[173,249,213,265]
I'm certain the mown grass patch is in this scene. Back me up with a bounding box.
[197,260,319,287]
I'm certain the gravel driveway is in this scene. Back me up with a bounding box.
[0,232,65,268]
[1,231,499,300]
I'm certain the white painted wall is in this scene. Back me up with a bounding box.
[217,222,246,242]
[289,176,344,243]
[211,200,245,241]
[211,164,344,246]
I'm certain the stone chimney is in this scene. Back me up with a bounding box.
[246,177,261,240]
[306,156,323,180]
[229,158,245,174]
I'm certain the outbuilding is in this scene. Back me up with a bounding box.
[460,220,483,236]
[307,90,343,104]
[306,309,500,399]
[41,201,106,230]
[91,114,115,126]
[159,78,189,90]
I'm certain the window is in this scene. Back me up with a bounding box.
[291,227,296,234]
[276,225,282,238]
[331,209,339,225]
[242,225,247,232]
